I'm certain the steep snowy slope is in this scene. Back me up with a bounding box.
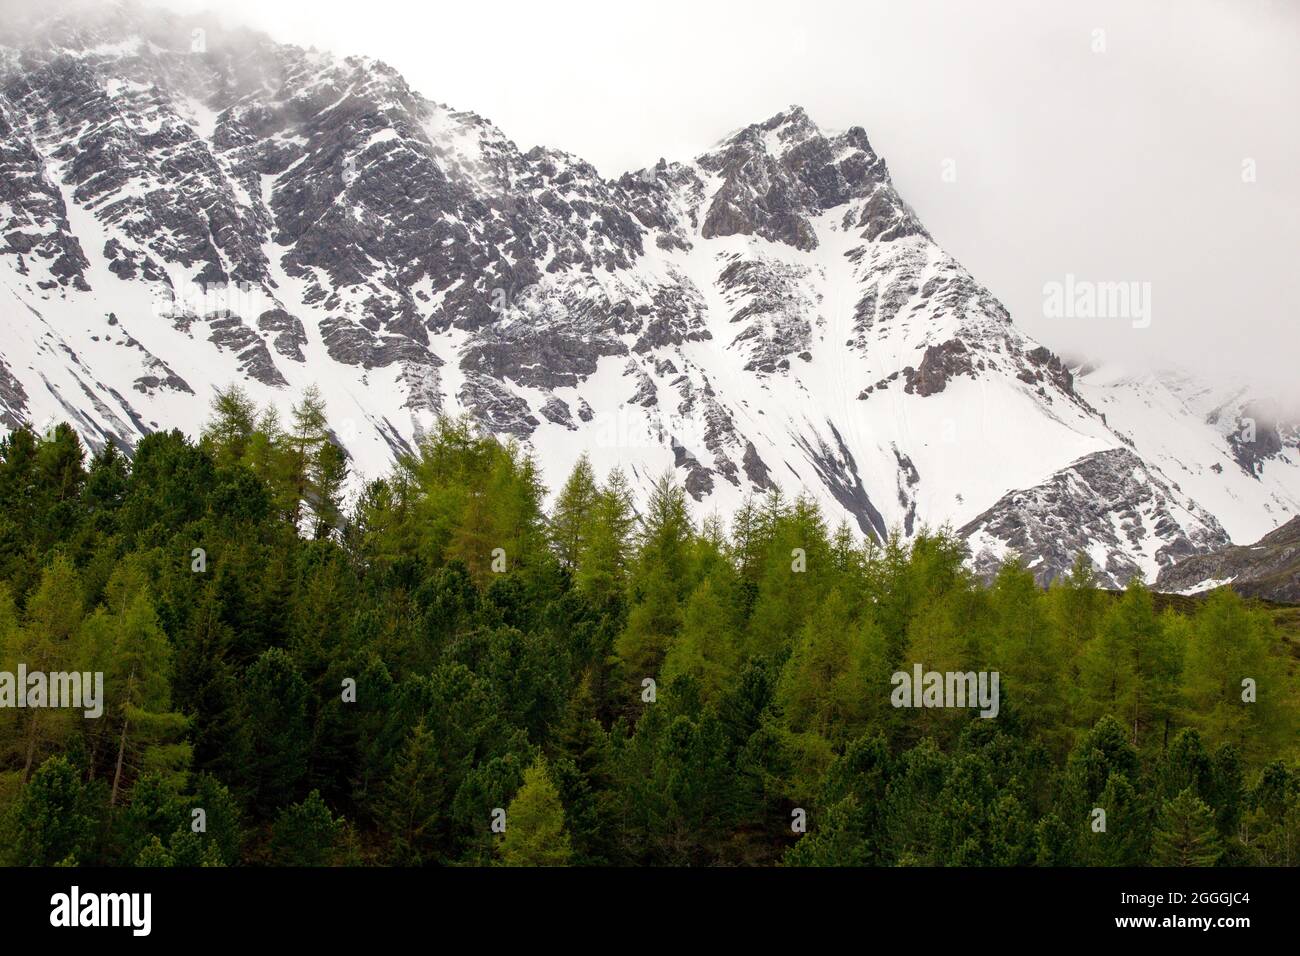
[1076,365,1300,544]
[0,1,1284,586]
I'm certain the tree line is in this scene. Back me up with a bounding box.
[0,385,1296,866]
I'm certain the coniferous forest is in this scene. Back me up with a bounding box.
[0,386,1297,868]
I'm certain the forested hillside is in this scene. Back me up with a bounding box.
[0,386,1296,867]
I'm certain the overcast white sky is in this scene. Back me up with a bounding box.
[149,0,1299,400]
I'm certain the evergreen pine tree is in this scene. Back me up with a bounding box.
[270,789,343,866]
[376,720,445,865]
[497,757,573,867]
[1152,787,1223,866]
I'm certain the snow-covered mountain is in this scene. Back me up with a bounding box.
[1075,365,1300,546]
[2,0,1297,587]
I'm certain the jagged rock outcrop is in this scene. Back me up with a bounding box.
[1156,516,1300,603]
[961,448,1230,588]
[903,339,974,396]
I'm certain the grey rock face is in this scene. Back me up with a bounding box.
[1222,401,1287,476]
[632,277,711,353]
[1156,516,1300,603]
[8,57,266,287]
[105,239,167,283]
[458,373,538,438]
[719,256,818,374]
[742,440,775,491]
[204,311,287,387]
[539,395,576,431]
[792,421,888,540]
[0,99,90,290]
[1022,345,1075,396]
[257,309,307,362]
[626,362,658,408]
[893,447,920,535]
[903,339,974,397]
[697,107,922,251]
[0,356,30,429]
[119,332,192,395]
[961,448,1230,588]
[671,436,715,500]
[461,315,627,392]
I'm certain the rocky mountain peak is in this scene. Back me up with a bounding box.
[695,104,907,251]
[732,104,822,154]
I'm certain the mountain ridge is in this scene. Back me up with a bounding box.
[1156,515,1300,603]
[2,0,1298,586]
